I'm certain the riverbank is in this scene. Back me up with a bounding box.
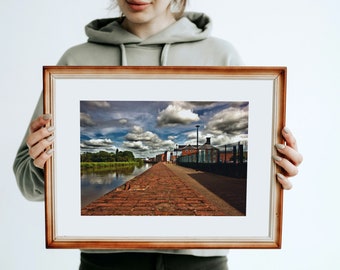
[81,161,143,170]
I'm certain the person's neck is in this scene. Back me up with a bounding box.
[121,14,176,39]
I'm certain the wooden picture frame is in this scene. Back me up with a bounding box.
[44,66,286,249]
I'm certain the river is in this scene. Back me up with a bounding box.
[81,163,153,208]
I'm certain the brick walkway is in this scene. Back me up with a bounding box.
[81,162,244,216]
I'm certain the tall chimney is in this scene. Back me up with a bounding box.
[205,137,211,145]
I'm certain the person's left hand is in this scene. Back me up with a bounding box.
[274,127,303,190]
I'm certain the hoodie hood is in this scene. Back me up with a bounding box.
[86,12,212,45]
[85,12,212,65]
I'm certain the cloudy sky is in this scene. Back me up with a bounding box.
[80,100,249,158]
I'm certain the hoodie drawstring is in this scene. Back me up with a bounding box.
[119,43,171,66]
[120,44,128,66]
[160,43,171,66]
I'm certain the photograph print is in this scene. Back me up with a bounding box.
[80,100,248,217]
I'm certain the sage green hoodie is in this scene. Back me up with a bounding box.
[14,12,242,200]
[13,12,242,257]
[58,12,242,66]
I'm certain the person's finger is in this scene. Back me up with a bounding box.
[29,135,55,159]
[275,143,303,166]
[33,149,54,169]
[29,114,52,133]
[282,127,298,151]
[273,155,299,177]
[276,173,293,190]
[26,126,55,148]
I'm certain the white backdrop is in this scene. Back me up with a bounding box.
[1,0,339,269]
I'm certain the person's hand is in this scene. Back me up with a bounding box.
[26,114,54,169]
[274,127,303,190]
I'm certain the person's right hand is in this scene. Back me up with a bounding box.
[26,114,54,169]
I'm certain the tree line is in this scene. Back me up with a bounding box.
[81,150,136,163]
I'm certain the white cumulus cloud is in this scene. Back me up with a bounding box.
[157,103,199,127]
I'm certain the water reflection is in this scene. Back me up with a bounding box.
[81,163,152,208]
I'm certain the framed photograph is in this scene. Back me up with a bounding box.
[44,66,286,249]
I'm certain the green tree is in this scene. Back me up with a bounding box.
[81,150,136,163]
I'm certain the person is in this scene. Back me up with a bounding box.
[13,0,303,269]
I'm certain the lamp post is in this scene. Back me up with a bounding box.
[224,144,227,164]
[195,125,200,164]
[175,144,178,164]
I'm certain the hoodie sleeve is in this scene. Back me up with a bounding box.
[13,93,45,201]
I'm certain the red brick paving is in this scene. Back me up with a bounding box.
[81,162,244,216]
